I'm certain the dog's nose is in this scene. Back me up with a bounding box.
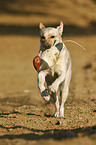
[33,56,41,71]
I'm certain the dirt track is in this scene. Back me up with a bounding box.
[0,0,96,145]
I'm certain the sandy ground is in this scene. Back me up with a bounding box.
[0,0,96,145]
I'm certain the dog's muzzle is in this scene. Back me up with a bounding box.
[44,43,51,49]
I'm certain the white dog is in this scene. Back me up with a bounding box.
[33,21,71,117]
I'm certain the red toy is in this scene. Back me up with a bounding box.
[33,56,41,71]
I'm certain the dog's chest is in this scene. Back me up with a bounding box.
[40,46,60,68]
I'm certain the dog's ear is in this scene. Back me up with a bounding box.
[57,21,63,35]
[39,22,45,29]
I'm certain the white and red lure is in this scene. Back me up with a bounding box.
[33,56,41,71]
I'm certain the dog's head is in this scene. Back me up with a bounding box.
[39,21,63,49]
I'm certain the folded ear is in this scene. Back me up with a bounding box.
[39,22,45,29]
[57,21,63,35]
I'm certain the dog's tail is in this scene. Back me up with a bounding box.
[64,40,86,51]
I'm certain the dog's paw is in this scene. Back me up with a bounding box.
[54,112,59,117]
[59,109,64,118]
[59,114,64,118]
[49,83,58,93]
[43,95,50,102]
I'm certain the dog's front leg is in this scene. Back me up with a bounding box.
[49,71,66,93]
[38,71,50,101]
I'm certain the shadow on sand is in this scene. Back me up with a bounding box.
[0,124,95,140]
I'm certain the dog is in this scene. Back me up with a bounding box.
[33,21,71,117]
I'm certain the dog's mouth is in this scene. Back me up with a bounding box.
[44,43,51,49]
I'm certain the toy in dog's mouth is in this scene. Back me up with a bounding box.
[33,55,49,71]
[33,56,41,71]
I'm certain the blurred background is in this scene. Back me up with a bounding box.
[0,0,96,36]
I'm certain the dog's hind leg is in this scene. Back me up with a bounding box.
[51,92,59,117]
[59,65,71,118]
[60,83,69,118]
[54,94,60,117]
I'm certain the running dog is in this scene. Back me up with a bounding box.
[33,21,71,117]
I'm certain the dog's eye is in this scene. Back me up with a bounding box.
[50,36,55,38]
[41,36,45,39]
